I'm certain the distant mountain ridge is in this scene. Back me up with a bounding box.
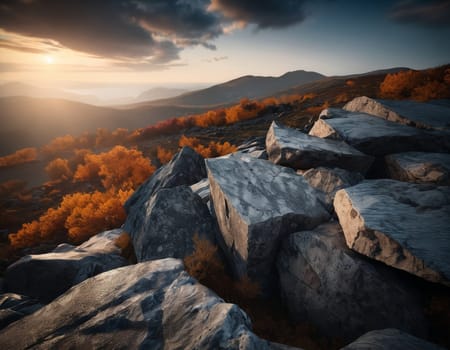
[130,70,326,108]
[135,87,189,103]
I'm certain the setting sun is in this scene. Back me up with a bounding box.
[44,55,54,64]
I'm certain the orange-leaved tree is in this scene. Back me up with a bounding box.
[179,136,237,158]
[45,158,73,182]
[74,145,155,190]
[0,148,38,167]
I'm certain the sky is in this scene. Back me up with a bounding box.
[0,0,449,98]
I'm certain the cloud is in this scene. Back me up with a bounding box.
[0,0,309,68]
[388,0,450,27]
[208,0,306,29]
[0,0,222,65]
[203,56,229,63]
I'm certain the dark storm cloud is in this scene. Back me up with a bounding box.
[389,0,450,27]
[0,0,221,64]
[208,0,306,28]
[0,0,308,66]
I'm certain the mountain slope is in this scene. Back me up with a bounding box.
[135,87,188,103]
[130,70,325,108]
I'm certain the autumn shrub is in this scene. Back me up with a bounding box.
[179,135,237,158]
[380,66,450,101]
[156,146,174,165]
[9,189,132,248]
[0,148,38,167]
[74,145,155,191]
[45,158,73,182]
[114,231,137,263]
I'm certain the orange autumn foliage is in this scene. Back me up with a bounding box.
[9,189,132,248]
[45,158,73,182]
[0,148,38,167]
[74,145,155,191]
[179,135,237,158]
[156,146,174,165]
[380,66,450,101]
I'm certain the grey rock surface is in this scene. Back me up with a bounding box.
[0,293,43,330]
[4,229,128,302]
[344,96,450,131]
[124,185,217,262]
[299,167,363,211]
[266,121,373,173]
[277,223,427,340]
[340,328,444,350]
[309,110,450,156]
[125,146,206,214]
[190,178,211,204]
[206,155,329,293]
[334,179,450,286]
[385,152,450,185]
[0,259,294,350]
[237,136,268,159]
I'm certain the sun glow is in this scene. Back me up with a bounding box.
[44,55,54,64]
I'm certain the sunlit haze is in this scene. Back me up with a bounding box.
[1,0,449,100]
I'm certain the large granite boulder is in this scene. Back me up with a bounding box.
[266,121,373,174]
[190,178,211,204]
[4,229,128,302]
[341,328,444,350]
[206,155,329,294]
[277,223,426,341]
[299,167,363,211]
[309,110,450,156]
[344,96,450,131]
[124,185,217,262]
[0,259,295,350]
[385,152,450,185]
[334,179,450,286]
[125,146,206,214]
[237,136,268,159]
[0,293,43,330]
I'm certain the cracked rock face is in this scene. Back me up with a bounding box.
[123,186,217,262]
[299,167,363,211]
[334,179,450,286]
[0,259,288,350]
[344,96,450,131]
[206,155,329,294]
[266,121,373,174]
[341,328,444,350]
[4,229,128,303]
[385,152,450,185]
[277,223,427,341]
[309,110,450,156]
[125,146,206,215]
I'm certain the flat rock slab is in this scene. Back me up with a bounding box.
[125,146,206,215]
[334,179,450,286]
[266,121,373,173]
[206,155,329,294]
[0,259,290,350]
[277,223,426,340]
[344,96,450,131]
[341,328,444,350]
[4,229,128,303]
[386,152,450,185]
[124,185,217,262]
[309,110,450,156]
[299,167,363,211]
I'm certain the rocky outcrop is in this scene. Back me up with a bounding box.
[125,146,206,214]
[334,179,450,286]
[124,186,217,262]
[344,96,450,131]
[299,167,363,210]
[190,178,210,204]
[237,136,268,159]
[277,223,426,340]
[206,155,329,294]
[385,152,450,185]
[0,259,293,350]
[4,229,128,302]
[309,110,450,156]
[341,328,444,350]
[266,121,373,173]
[0,293,43,330]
